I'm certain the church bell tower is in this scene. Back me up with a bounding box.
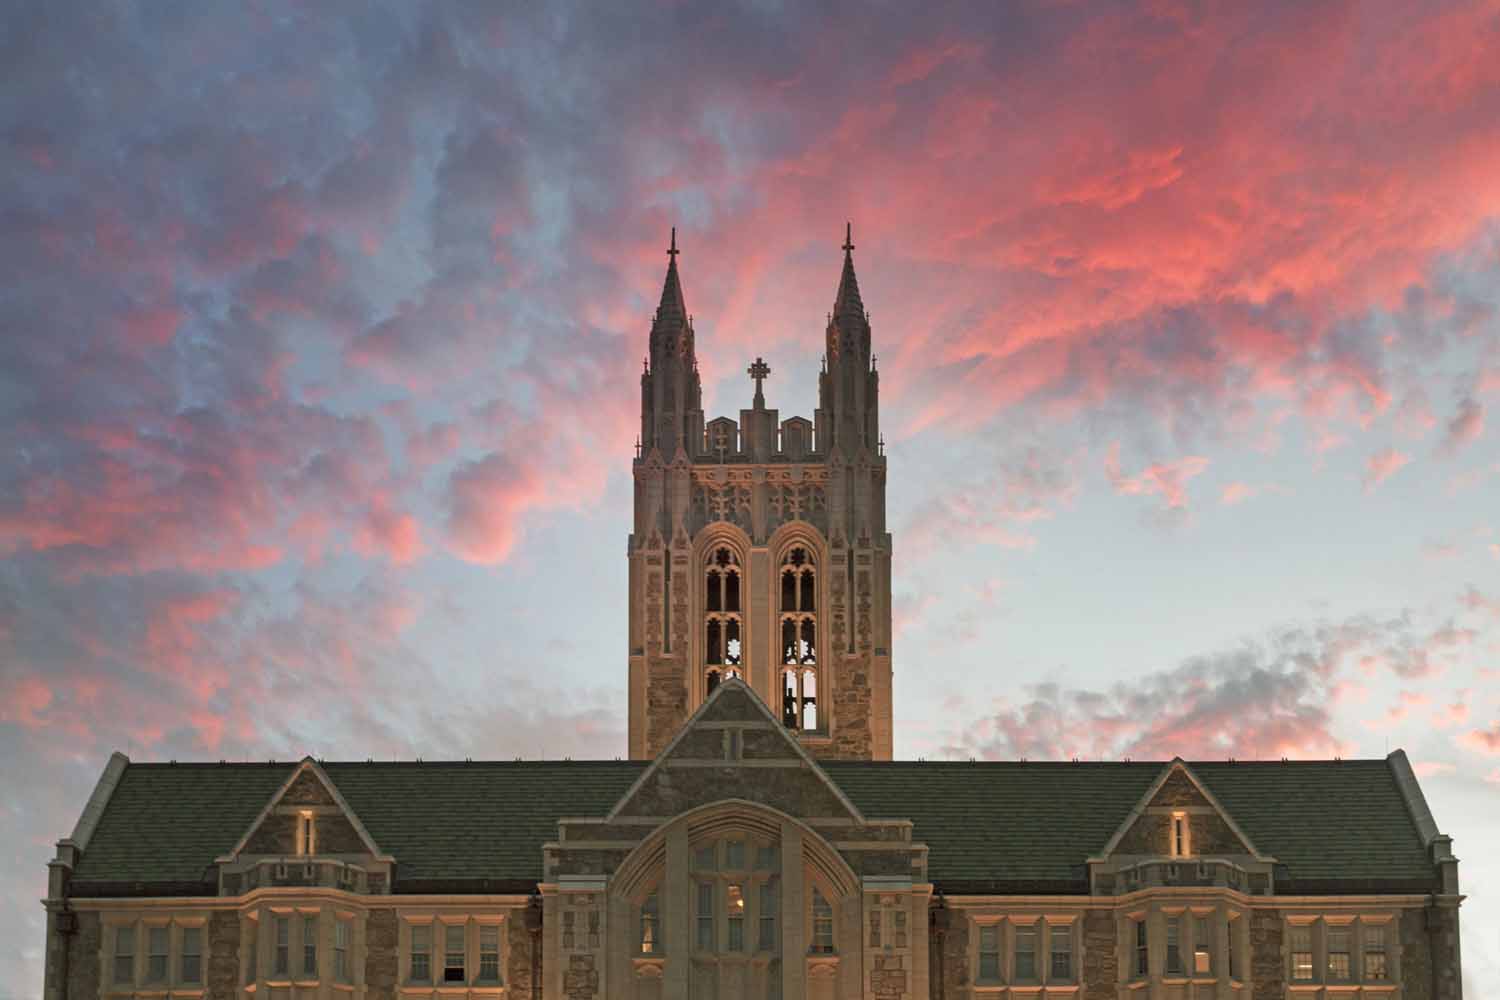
[627,226,893,761]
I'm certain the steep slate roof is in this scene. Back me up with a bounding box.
[67,757,1438,897]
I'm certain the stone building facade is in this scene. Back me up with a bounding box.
[42,233,1463,1000]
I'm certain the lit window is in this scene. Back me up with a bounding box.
[181,926,202,984]
[1014,923,1037,981]
[978,924,1001,982]
[274,915,290,976]
[410,923,431,983]
[1327,926,1352,980]
[641,894,660,955]
[113,924,135,985]
[758,881,777,952]
[335,919,351,983]
[727,884,746,951]
[303,914,319,977]
[1171,812,1189,858]
[297,811,317,855]
[1165,917,1182,975]
[810,888,834,954]
[147,925,168,982]
[1364,924,1388,980]
[1290,924,1314,981]
[1134,920,1148,978]
[1050,925,1073,980]
[444,923,465,982]
[779,547,819,731]
[479,924,500,982]
[697,883,715,951]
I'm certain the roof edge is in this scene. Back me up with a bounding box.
[1385,748,1442,846]
[64,751,130,856]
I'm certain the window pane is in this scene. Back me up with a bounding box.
[114,925,134,985]
[1364,924,1388,980]
[1165,917,1182,975]
[147,925,168,982]
[697,883,715,951]
[411,924,431,982]
[1134,921,1148,978]
[1051,926,1072,979]
[182,926,202,984]
[304,914,318,976]
[274,916,289,975]
[725,570,740,612]
[1290,924,1313,981]
[479,923,501,981]
[707,570,722,611]
[811,889,834,954]
[893,910,907,949]
[978,925,1000,981]
[868,911,882,949]
[335,919,351,983]
[1328,926,1351,980]
[445,923,465,982]
[641,894,659,955]
[587,911,601,950]
[759,881,778,952]
[726,840,745,870]
[1015,924,1036,980]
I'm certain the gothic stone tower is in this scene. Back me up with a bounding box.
[628,227,893,761]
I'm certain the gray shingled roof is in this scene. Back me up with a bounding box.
[67,757,1438,897]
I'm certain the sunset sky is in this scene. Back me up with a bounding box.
[3,2,1500,994]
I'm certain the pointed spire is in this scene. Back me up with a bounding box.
[656,226,687,325]
[832,221,864,324]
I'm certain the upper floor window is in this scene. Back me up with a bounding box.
[296,811,317,855]
[113,925,134,984]
[779,548,819,731]
[978,924,1001,982]
[1134,920,1148,978]
[868,898,908,951]
[1290,924,1314,981]
[1165,916,1183,975]
[335,919,352,983]
[810,887,835,954]
[1364,924,1388,980]
[704,547,743,694]
[110,920,206,989]
[181,926,202,985]
[1328,925,1353,980]
[1014,923,1037,981]
[404,916,505,987]
[688,835,779,957]
[444,923,466,982]
[1050,925,1073,979]
[411,923,432,982]
[147,925,168,983]
[303,914,319,977]
[640,893,660,955]
[1170,812,1189,857]
[479,924,500,981]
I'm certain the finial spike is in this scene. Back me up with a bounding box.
[843,221,854,254]
[668,226,679,258]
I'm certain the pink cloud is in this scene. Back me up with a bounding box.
[1439,397,1484,455]
[1413,761,1456,778]
[445,452,547,564]
[1461,723,1500,755]
[355,497,425,565]
[1364,448,1411,492]
[1105,444,1208,509]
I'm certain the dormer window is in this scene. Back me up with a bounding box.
[297,811,317,856]
[1170,812,1190,858]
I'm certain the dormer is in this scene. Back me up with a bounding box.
[780,416,813,460]
[705,417,740,459]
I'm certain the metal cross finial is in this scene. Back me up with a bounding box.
[667,226,679,258]
[748,356,771,407]
[843,221,854,254]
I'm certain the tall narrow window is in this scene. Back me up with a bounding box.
[978,925,1001,982]
[587,911,601,950]
[444,923,465,982]
[1165,917,1182,975]
[704,547,743,694]
[1050,925,1073,980]
[1134,920,1148,977]
[1171,812,1189,857]
[274,916,290,976]
[727,884,746,951]
[410,924,431,983]
[478,924,499,981]
[759,881,778,952]
[810,888,834,954]
[893,909,907,949]
[641,894,660,955]
[1228,920,1239,980]
[147,925,168,982]
[244,920,257,985]
[868,910,882,949]
[1327,926,1351,980]
[113,924,135,985]
[1194,936,1212,975]
[779,548,819,731]
[697,882,715,951]
[1290,924,1313,981]
[181,926,202,984]
[1364,924,1388,980]
[1014,923,1037,981]
[561,911,575,951]
[335,919,351,983]
[298,811,316,855]
[303,915,319,977]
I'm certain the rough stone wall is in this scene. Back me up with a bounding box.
[872,952,908,998]
[243,811,366,854]
[1189,811,1246,855]
[619,760,853,819]
[826,653,873,760]
[282,769,334,805]
[1081,910,1116,1000]
[508,916,538,999]
[206,910,239,1000]
[565,953,600,999]
[1428,905,1462,1000]
[1115,814,1167,855]
[1249,908,1283,1000]
[935,911,970,1000]
[365,907,398,1000]
[64,910,101,1000]
[644,659,687,759]
[1154,771,1205,805]
[1402,907,1434,1000]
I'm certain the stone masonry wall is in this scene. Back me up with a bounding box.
[1081,910,1116,1000]
[206,910,239,1000]
[508,915,538,999]
[1249,908,1283,1000]
[936,911,971,1000]
[565,953,600,999]
[872,952,908,999]
[365,907,398,1000]
[1402,906,1434,1000]
[826,653,873,760]
[243,811,366,855]
[645,659,687,759]
[64,910,101,1000]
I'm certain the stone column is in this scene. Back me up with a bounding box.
[782,821,806,998]
[1215,906,1231,1000]
[664,825,691,1000]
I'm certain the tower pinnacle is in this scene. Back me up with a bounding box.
[833,222,864,324]
[656,227,687,324]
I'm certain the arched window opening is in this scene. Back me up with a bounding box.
[704,547,744,697]
[810,887,835,954]
[779,546,820,732]
[687,834,781,959]
[640,893,660,955]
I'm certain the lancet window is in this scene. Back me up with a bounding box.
[704,547,744,694]
[779,547,819,731]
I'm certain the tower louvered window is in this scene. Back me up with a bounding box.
[779,548,819,731]
[704,547,743,693]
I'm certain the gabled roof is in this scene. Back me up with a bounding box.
[1094,757,1267,861]
[218,756,388,862]
[66,754,1441,897]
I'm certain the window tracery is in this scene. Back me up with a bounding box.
[703,547,744,694]
[779,547,819,731]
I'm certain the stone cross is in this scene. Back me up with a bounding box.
[748,356,770,408]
